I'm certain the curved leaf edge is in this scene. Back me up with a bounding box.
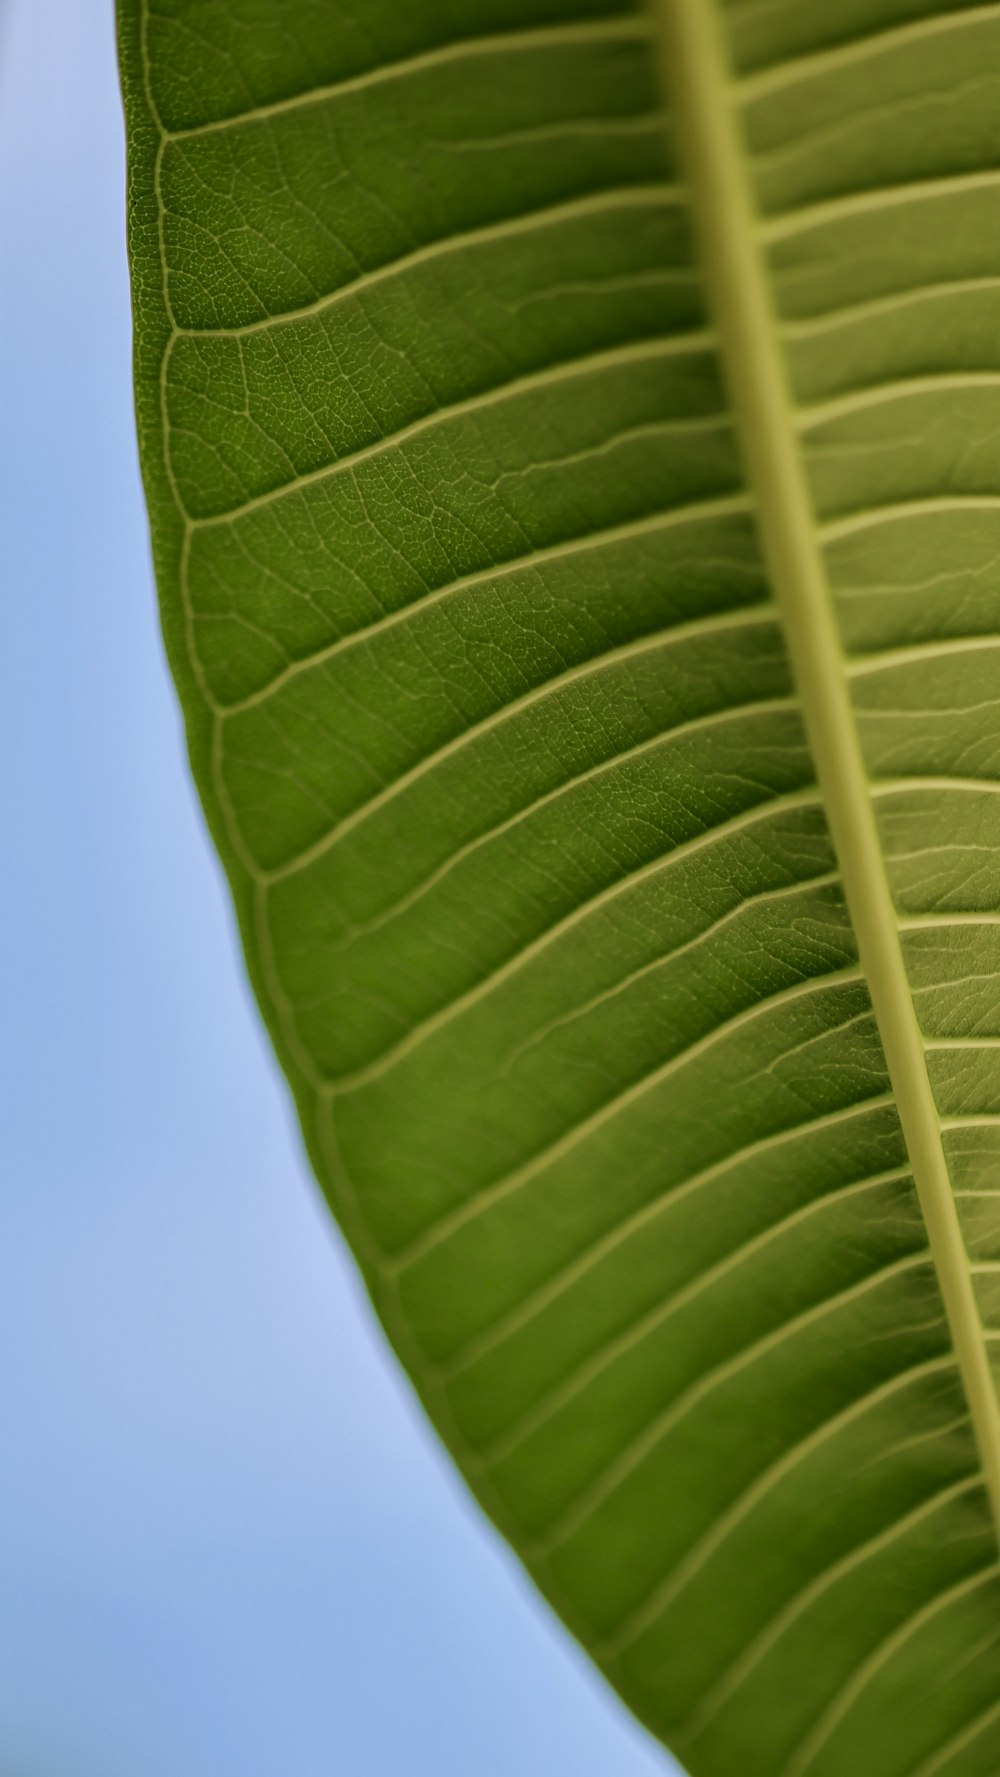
[115,0,670,1754]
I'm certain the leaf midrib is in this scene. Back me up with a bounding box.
[650,0,1000,1545]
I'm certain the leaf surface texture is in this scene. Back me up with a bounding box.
[119,2,1000,1770]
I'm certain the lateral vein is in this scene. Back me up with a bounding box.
[164,16,653,141]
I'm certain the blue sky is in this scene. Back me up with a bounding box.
[0,2,676,1771]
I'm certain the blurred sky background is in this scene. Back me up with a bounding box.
[0,2,678,1772]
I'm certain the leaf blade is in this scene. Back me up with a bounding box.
[119,1,1000,1770]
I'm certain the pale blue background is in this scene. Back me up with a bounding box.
[0,2,677,1772]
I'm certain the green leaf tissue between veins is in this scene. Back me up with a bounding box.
[118,1,1000,1771]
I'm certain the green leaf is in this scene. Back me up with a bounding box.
[118,1,1000,1770]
